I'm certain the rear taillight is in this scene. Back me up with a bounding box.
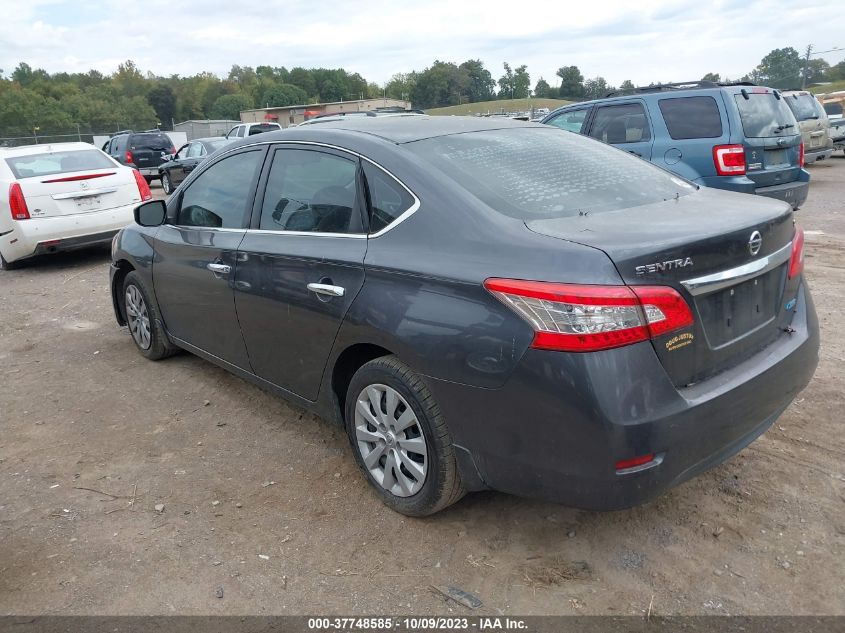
[125,150,134,164]
[9,183,30,220]
[484,279,694,352]
[170,147,176,156]
[788,226,804,279]
[799,142,805,169]
[713,144,746,176]
[132,169,152,202]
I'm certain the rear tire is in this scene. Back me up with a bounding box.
[122,271,177,360]
[345,356,464,516]
[161,172,173,195]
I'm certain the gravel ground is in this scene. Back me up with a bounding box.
[0,162,843,616]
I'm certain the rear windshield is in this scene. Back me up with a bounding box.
[5,149,115,179]
[784,94,821,121]
[823,102,843,117]
[406,128,695,220]
[733,93,797,138]
[248,124,280,136]
[129,133,173,150]
[659,96,723,139]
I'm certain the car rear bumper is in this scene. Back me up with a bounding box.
[694,169,810,209]
[804,148,834,163]
[0,204,134,263]
[428,282,819,510]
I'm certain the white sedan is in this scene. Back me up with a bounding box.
[0,142,151,269]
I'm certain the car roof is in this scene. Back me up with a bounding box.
[257,115,541,144]
[195,136,227,143]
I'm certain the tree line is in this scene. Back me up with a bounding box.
[2,48,843,138]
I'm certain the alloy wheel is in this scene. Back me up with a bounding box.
[125,285,152,350]
[354,384,428,497]
[161,173,171,195]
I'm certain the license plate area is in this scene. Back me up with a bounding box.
[75,195,102,211]
[765,149,787,166]
[695,264,786,348]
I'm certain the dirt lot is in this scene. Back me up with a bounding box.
[1,161,843,617]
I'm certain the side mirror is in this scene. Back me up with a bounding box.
[134,200,167,227]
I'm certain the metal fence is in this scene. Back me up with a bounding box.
[0,128,175,149]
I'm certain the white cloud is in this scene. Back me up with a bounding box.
[1,0,842,88]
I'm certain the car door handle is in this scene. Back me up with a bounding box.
[307,283,345,297]
[207,263,231,275]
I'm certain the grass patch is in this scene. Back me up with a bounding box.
[426,98,572,116]
[809,80,845,94]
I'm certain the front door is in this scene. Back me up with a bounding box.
[153,147,266,369]
[234,145,367,400]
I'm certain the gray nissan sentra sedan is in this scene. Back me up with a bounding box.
[109,116,819,516]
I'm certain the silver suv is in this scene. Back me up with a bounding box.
[782,91,834,163]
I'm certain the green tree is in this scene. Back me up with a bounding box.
[750,47,802,89]
[112,60,148,98]
[583,77,613,100]
[385,73,414,100]
[410,61,467,109]
[701,72,721,83]
[262,83,308,107]
[513,65,530,99]
[459,59,495,102]
[619,79,635,92]
[556,66,584,100]
[210,93,253,119]
[147,84,176,126]
[533,77,552,98]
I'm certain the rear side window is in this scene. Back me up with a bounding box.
[362,162,416,233]
[176,150,262,228]
[734,93,796,138]
[259,149,359,234]
[5,150,115,179]
[129,134,173,150]
[248,124,280,136]
[588,103,651,144]
[658,96,723,139]
[407,128,694,220]
[545,108,590,133]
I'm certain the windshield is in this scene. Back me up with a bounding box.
[406,128,695,220]
[734,93,797,138]
[5,149,115,179]
[784,94,820,121]
[130,133,173,150]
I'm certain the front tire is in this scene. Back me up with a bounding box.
[122,271,177,360]
[161,171,173,195]
[345,356,464,516]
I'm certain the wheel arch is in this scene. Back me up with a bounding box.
[330,343,394,425]
[111,258,136,325]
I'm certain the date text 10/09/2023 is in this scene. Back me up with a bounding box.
[307,617,529,631]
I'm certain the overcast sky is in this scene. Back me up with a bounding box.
[2,0,843,89]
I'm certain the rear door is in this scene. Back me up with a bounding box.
[728,88,801,188]
[585,101,654,160]
[6,148,141,218]
[234,144,367,400]
[653,95,728,181]
[153,147,266,368]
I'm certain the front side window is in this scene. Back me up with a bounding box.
[659,96,723,139]
[589,103,651,144]
[545,108,590,133]
[176,145,189,159]
[259,148,359,234]
[362,162,416,233]
[175,150,262,228]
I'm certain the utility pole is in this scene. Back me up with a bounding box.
[802,44,813,89]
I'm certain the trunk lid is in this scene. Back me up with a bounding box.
[729,89,802,188]
[526,188,800,387]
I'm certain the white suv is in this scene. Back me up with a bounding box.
[225,122,282,139]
